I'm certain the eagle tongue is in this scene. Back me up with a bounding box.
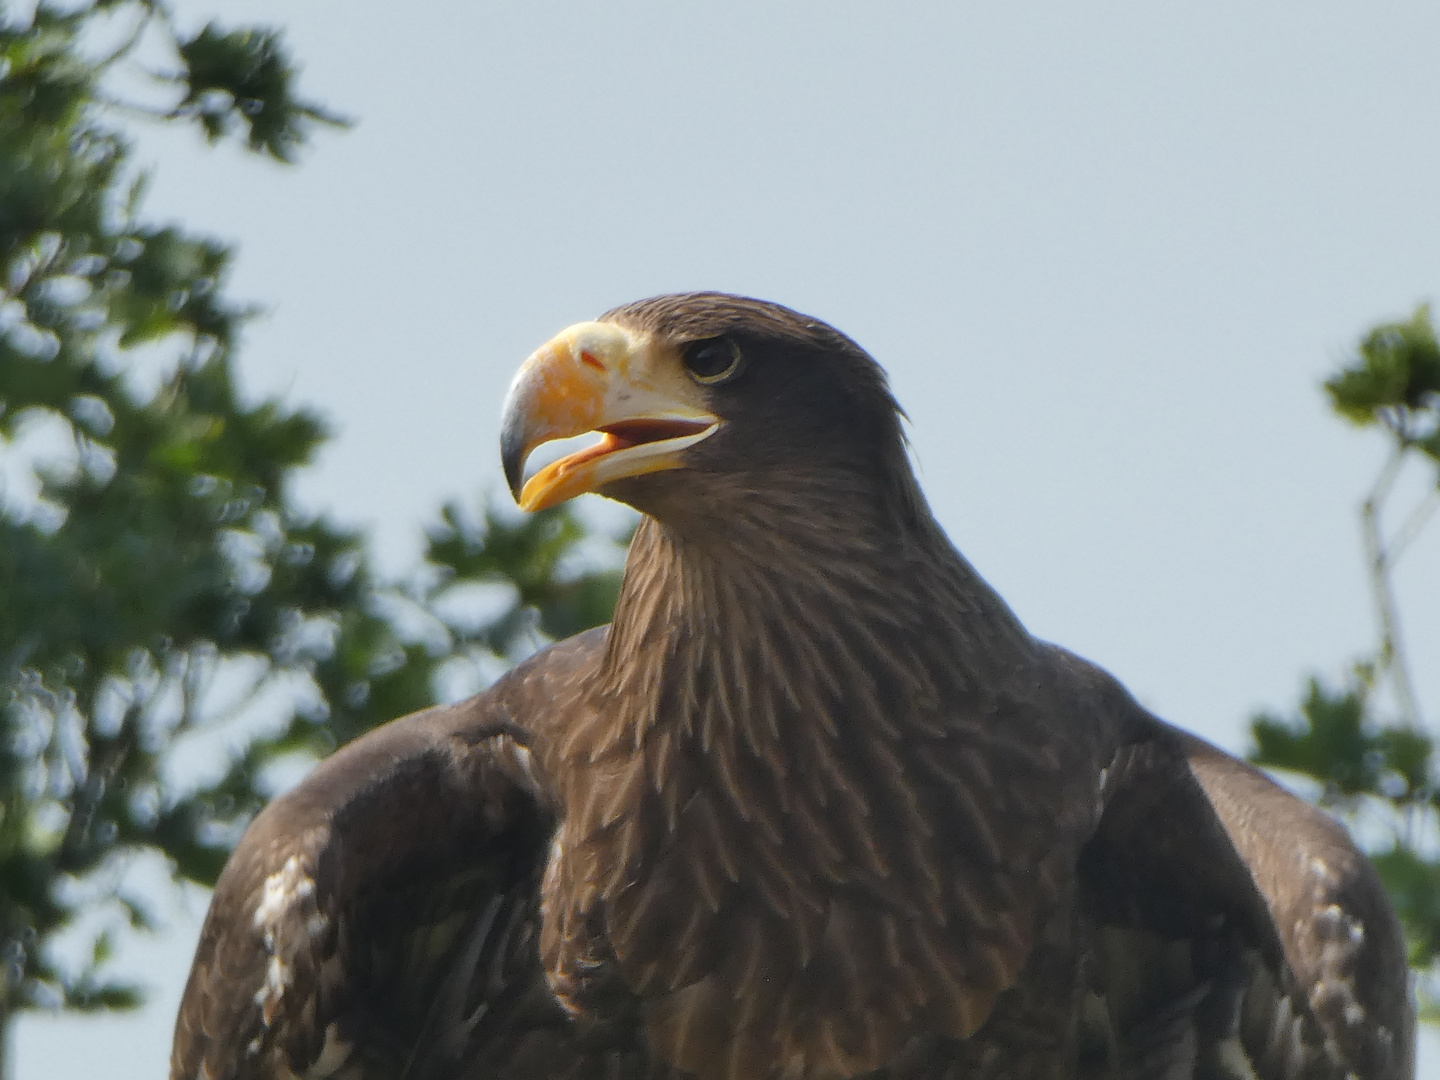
[599,418,709,449]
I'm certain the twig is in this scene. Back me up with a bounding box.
[1361,447,1424,728]
[91,5,156,73]
[92,94,183,123]
[1390,490,1439,563]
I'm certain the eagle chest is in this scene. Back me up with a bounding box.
[535,671,1099,1080]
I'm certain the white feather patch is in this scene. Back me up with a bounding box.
[251,855,329,1029]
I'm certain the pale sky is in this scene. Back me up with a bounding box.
[14,2,1440,1076]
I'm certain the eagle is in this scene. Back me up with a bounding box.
[171,293,1413,1080]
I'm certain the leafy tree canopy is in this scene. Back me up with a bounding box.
[0,0,623,1059]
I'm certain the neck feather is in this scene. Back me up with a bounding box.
[600,478,1032,724]
[544,480,1067,1079]
[561,476,1036,857]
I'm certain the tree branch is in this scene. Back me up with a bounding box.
[1361,447,1424,728]
[1389,490,1439,564]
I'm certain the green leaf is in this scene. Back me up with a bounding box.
[1326,304,1440,427]
[177,24,349,162]
[1372,845,1440,968]
[1249,678,1383,802]
[1376,725,1434,802]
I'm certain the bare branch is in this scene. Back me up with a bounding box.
[1360,447,1425,727]
[91,5,157,73]
[1390,490,1440,564]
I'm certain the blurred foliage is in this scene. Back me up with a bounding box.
[1326,305,1440,450]
[0,0,623,1056]
[1250,304,1440,1005]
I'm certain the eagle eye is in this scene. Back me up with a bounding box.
[682,337,744,385]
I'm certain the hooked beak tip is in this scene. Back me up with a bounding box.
[500,417,527,502]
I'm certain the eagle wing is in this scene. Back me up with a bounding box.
[169,628,642,1080]
[1075,670,1413,1080]
[1179,728,1414,1079]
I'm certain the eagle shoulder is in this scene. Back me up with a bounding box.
[169,630,605,1080]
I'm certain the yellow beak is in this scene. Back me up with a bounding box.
[499,321,720,512]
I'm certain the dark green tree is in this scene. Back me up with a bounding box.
[1250,305,1440,1010]
[0,2,622,1069]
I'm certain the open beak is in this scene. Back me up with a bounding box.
[500,321,720,512]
